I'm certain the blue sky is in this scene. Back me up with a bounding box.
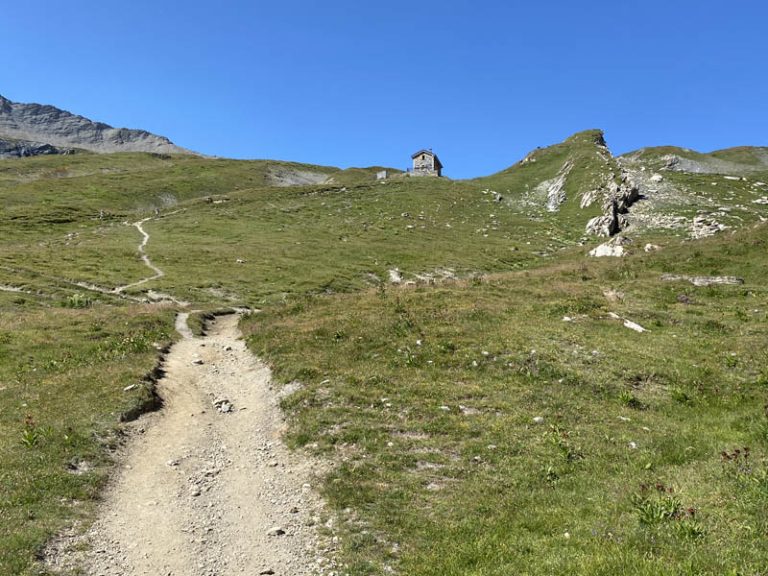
[2,0,766,178]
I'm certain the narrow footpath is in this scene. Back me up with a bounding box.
[114,218,165,294]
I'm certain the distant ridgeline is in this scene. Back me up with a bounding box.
[0,94,192,158]
[2,94,767,251]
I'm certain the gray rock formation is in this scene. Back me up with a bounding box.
[585,174,640,237]
[537,160,573,212]
[0,137,74,158]
[0,94,191,156]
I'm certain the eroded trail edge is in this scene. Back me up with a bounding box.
[55,313,330,576]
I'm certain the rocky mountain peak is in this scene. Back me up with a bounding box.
[0,94,193,157]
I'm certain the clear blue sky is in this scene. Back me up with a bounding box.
[2,0,766,178]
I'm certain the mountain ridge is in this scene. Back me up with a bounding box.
[0,94,192,157]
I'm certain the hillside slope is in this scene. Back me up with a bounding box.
[473,130,768,243]
[1,135,768,576]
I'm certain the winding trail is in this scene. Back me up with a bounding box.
[114,218,165,294]
[3,211,184,303]
[52,313,328,576]
[70,212,188,304]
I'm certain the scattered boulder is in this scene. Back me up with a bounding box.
[590,243,625,257]
[691,215,728,239]
[388,268,402,284]
[608,312,648,333]
[589,236,631,258]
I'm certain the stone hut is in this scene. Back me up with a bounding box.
[411,149,443,177]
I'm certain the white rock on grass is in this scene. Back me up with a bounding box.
[589,243,625,257]
[608,312,649,333]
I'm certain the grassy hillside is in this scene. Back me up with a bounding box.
[0,154,582,306]
[0,136,766,574]
[0,297,175,575]
[473,130,616,227]
[244,222,768,575]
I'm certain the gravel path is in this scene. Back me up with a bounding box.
[54,313,330,576]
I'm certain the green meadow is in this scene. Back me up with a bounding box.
[1,140,767,574]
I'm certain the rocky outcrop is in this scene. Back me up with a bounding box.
[585,173,640,237]
[690,215,728,239]
[538,160,573,212]
[0,138,75,158]
[0,94,191,156]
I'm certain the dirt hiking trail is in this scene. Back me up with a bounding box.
[67,212,186,304]
[55,313,329,576]
[113,218,165,294]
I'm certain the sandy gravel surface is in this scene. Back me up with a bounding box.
[50,313,331,576]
